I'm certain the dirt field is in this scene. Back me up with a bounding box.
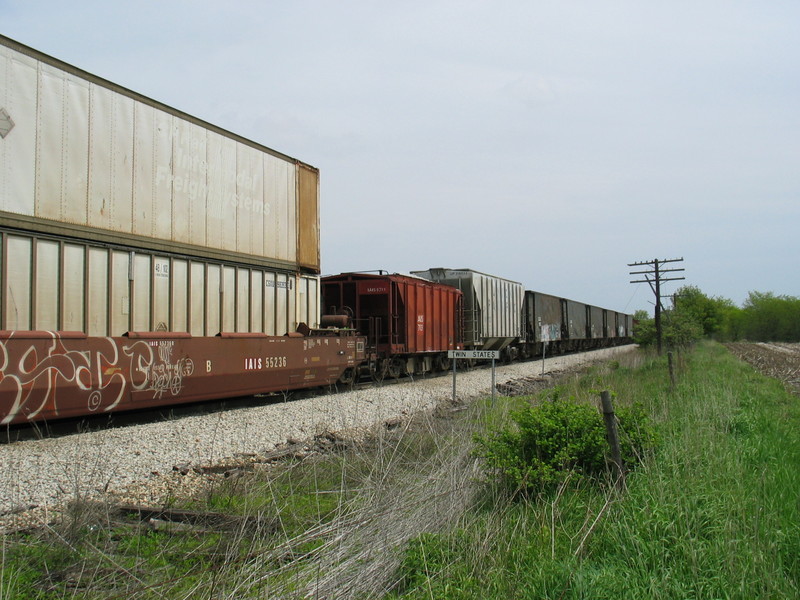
[725,342,800,394]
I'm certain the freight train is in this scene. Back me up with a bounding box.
[0,35,630,426]
[321,270,632,381]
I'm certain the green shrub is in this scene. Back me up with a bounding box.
[614,401,660,466]
[474,394,657,494]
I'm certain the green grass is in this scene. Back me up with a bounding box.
[0,455,349,598]
[390,342,800,599]
[2,342,798,598]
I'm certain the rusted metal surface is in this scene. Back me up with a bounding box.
[0,330,365,426]
[321,273,463,359]
[319,314,350,329]
[297,165,320,272]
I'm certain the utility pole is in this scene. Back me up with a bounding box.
[629,258,685,354]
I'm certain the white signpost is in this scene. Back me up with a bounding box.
[541,325,551,376]
[448,350,501,360]
[448,349,501,403]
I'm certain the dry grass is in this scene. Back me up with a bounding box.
[217,402,493,599]
[1,351,646,599]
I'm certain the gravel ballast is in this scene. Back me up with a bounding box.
[1,345,635,531]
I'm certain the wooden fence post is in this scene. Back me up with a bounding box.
[668,351,676,391]
[600,391,625,489]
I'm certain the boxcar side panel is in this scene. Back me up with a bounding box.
[524,291,563,343]
[250,270,263,333]
[110,250,129,335]
[153,256,170,330]
[132,103,156,240]
[275,273,289,336]
[87,247,108,336]
[132,253,151,332]
[0,49,37,216]
[5,235,32,329]
[264,272,276,335]
[206,132,227,252]
[236,267,249,333]
[221,266,236,333]
[190,262,206,336]
[172,259,189,332]
[588,306,604,339]
[0,229,318,337]
[153,109,174,241]
[565,300,587,340]
[64,74,91,226]
[606,311,618,338]
[0,38,320,273]
[63,243,85,332]
[35,239,59,330]
[88,84,112,232]
[172,118,197,245]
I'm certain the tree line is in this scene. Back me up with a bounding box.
[633,286,800,347]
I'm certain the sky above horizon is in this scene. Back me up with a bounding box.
[2,1,798,315]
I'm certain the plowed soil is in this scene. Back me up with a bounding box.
[725,342,800,394]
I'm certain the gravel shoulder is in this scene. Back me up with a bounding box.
[1,345,636,531]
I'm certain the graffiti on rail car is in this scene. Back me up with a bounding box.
[0,333,194,424]
[127,340,195,399]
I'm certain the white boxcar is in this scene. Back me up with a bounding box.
[0,34,319,273]
[0,219,320,336]
[0,35,321,336]
[411,268,524,352]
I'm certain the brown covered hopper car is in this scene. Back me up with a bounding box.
[0,35,363,425]
[321,272,463,379]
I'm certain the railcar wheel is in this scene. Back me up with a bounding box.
[387,358,405,379]
[371,361,388,384]
[338,368,355,386]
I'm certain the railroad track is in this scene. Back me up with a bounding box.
[0,350,571,444]
[0,345,636,532]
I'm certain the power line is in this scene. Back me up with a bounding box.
[628,257,685,354]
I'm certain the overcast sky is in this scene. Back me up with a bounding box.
[3,1,798,315]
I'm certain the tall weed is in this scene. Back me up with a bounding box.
[393,343,800,598]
